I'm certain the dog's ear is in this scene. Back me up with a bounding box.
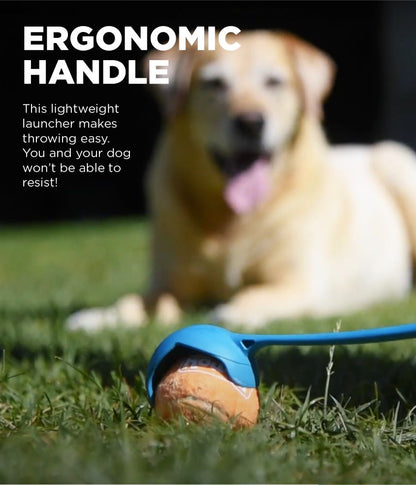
[280,33,336,119]
[142,48,195,118]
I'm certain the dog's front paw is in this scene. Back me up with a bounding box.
[154,293,182,325]
[66,294,147,332]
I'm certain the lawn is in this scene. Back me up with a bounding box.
[1,218,416,483]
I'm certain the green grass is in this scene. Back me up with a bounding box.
[1,217,416,483]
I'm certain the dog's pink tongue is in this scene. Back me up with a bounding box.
[224,159,271,214]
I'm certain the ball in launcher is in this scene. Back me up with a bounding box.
[154,353,259,428]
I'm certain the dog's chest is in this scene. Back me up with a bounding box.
[198,218,298,292]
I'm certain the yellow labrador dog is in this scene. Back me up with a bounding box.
[67,30,416,331]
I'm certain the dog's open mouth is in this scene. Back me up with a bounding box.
[212,151,272,214]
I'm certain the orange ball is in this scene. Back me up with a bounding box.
[154,353,259,428]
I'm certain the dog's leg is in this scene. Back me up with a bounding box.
[212,283,314,329]
[372,142,416,264]
[144,291,183,325]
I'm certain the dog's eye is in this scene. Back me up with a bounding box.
[200,77,227,90]
[264,76,284,88]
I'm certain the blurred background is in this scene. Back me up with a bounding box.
[2,0,416,224]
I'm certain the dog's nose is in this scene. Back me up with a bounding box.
[233,112,265,138]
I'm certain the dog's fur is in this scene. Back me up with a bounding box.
[67,31,416,331]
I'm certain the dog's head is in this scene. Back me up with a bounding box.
[145,31,335,214]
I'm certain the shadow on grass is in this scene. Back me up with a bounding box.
[8,340,149,388]
[4,303,416,415]
[257,346,416,414]
[1,307,150,389]
[10,339,416,414]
